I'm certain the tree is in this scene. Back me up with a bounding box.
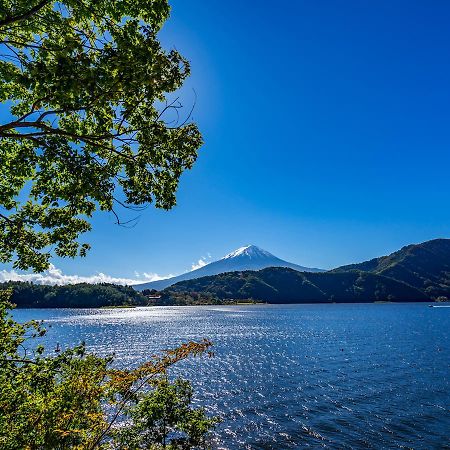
[0,290,218,449]
[0,4,217,448]
[113,378,218,449]
[0,0,203,272]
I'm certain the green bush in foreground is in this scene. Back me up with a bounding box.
[0,290,218,449]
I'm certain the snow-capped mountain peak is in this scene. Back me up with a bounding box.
[222,245,273,260]
[134,244,324,291]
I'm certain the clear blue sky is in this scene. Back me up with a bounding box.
[2,1,450,282]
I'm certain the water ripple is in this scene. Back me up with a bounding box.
[13,303,450,449]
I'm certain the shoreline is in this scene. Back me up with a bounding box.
[12,300,442,309]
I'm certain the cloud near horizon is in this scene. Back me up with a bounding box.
[0,265,173,286]
[0,252,212,286]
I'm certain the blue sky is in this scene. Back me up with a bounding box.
[2,1,450,283]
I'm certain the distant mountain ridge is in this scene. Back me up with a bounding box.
[134,245,324,291]
[159,238,450,304]
[333,238,450,299]
[163,267,429,304]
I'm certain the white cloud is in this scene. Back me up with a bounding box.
[190,254,212,271]
[191,259,207,271]
[0,264,172,286]
[143,272,170,280]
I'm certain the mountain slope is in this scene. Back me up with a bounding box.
[134,245,323,291]
[333,238,450,299]
[163,267,430,303]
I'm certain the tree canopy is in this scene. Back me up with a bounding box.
[0,0,203,272]
[0,280,150,307]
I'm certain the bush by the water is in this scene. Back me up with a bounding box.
[0,290,218,448]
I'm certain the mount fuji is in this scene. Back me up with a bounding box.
[134,245,324,291]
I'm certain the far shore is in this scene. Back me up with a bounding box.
[12,300,445,309]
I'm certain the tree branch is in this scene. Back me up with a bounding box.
[0,1,52,27]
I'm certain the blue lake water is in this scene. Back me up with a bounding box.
[13,303,450,449]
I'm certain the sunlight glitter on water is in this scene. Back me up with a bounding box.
[13,303,450,449]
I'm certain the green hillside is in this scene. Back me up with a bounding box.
[4,239,448,307]
[334,238,450,299]
[164,267,430,304]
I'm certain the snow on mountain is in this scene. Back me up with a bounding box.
[222,245,274,259]
[134,245,324,291]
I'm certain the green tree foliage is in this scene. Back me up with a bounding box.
[0,291,217,449]
[113,379,217,449]
[143,289,225,306]
[0,0,203,272]
[1,280,150,307]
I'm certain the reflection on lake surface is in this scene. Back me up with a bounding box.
[13,303,450,449]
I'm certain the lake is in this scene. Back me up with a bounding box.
[13,303,450,449]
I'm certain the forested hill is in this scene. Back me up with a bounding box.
[163,268,430,304]
[0,282,148,308]
[333,238,450,300]
[4,238,448,307]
